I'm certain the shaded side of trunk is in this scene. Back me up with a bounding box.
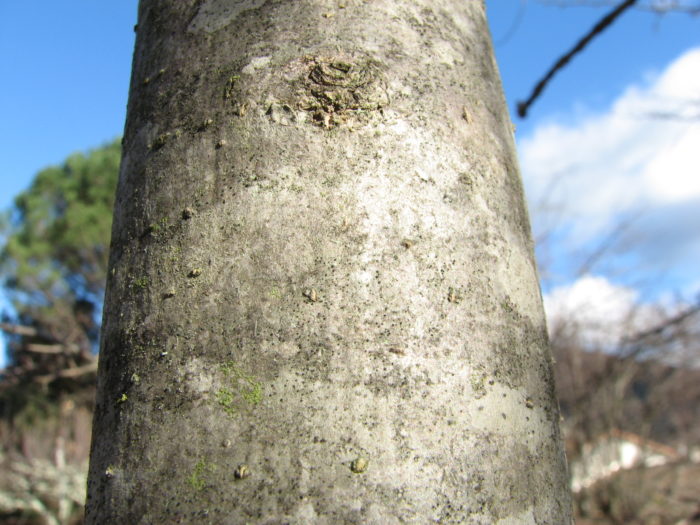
[87,0,571,523]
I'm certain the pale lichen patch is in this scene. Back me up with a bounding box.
[182,357,215,394]
[187,0,267,33]
[242,56,272,74]
[495,506,537,525]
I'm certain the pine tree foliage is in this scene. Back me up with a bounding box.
[1,140,120,384]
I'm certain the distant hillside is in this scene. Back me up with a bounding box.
[575,461,700,525]
[554,345,700,454]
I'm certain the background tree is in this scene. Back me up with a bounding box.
[550,300,700,447]
[86,1,571,523]
[0,140,119,525]
[0,139,119,387]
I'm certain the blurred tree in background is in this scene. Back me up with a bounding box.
[1,139,119,388]
[0,141,119,525]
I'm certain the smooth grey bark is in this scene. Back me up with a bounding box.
[87,0,572,523]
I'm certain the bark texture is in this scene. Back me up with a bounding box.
[87,0,572,523]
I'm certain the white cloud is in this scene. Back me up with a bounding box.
[541,274,681,352]
[544,275,699,365]
[520,47,700,221]
[519,47,700,291]
[642,124,700,203]
[544,275,641,348]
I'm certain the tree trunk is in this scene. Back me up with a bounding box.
[86,1,572,523]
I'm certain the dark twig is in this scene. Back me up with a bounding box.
[622,303,700,346]
[517,0,638,117]
[494,0,528,46]
[537,0,700,14]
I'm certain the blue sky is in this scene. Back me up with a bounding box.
[1,1,699,364]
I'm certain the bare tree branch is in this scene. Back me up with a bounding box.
[575,212,642,277]
[0,322,39,337]
[537,0,700,14]
[24,343,66,355]
[622,302,700,346]
[494,0,528,46]
[34,361,98,385]
[644,110,700,121]
[25,342,81,355]
[517,0,638,118]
